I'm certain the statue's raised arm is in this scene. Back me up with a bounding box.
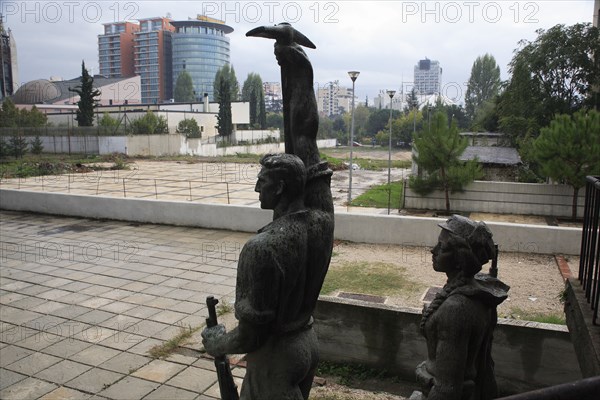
[246,23,333,214]
[246,23,319,167]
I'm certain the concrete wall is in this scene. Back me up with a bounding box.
[405,180,585,218]
[0,190,582,255]
[30,135,336,157]
[314,296,581,395]
[235,129,280,142]
[38,135,100,154]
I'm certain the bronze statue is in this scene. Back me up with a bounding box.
[411,215,509,400]
[202,24,334,400]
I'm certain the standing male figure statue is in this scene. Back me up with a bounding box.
[202,23,334,399]
[411,215,509,400]
[202,153,325,399]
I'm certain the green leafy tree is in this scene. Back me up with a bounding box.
[177,118,201,138]
[128,111,168,135]
[266,112,283,131]
[213,64,239,102]
[391,108,424,145]
[69,61,101,126]
[8,132,28,158]
[174,71,196,103]
[30,136,44,155]
[21,106,47,127]
[0,137,8,158]
[0,100,48,128]
[242,73,267,129]
[533,110,600,219]
[499,23,600,141]
[0,98,19,127]
[367,108,400,138]
[465,54,501,122]
[99,112,120,127]
[410,112,482,212]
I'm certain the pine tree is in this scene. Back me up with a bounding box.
[214,65,238,136]
[533,110,600,219]
[409,112,482,212]
[8,132,28,158]
[30,136,44,155]
[69,61,101,126]
[216,77,233,136]
[406,88,420,112]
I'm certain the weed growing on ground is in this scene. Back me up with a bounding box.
[148,324,204,359]
[507,307,566,325]
[320,261,422,297]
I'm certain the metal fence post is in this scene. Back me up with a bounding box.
[226,182,230,204]
[123,178,126,198]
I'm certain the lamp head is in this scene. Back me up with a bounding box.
[387,90,396,98]
[348,71,360,82]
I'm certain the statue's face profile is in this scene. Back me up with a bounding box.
[431,230,454,272]
[255,169,283,210]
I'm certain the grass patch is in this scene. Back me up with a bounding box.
[353,158,411,171]
[0,153,130,179]
[321,261,421,296]
[507,307,566,325]
[148,324,204,359]
[350,181,403,209]
[217,299,233,316]
[316,361,390,386]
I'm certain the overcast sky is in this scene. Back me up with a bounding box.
[3,0,595,104]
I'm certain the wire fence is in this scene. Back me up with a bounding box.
[0,171,400,211]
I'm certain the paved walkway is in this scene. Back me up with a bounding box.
[0,210,251,399]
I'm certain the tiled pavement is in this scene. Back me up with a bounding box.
[0,210,251,399]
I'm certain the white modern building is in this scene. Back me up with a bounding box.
[414,58,442,95]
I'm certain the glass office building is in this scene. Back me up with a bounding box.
[171,17,233,102]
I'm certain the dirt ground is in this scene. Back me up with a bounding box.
[323,147,413,161]
[329,241,573,320]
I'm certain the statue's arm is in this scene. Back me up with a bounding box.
[427,300,471,400]
[203,319,270,356]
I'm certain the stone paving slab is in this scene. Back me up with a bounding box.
[1,210,249,399]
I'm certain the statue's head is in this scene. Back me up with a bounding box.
[255,153,306,210]
[432,215,496,277]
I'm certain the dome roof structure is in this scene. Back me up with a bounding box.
[12,79,61,104]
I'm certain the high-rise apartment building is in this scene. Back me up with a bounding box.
[135,17,175,104]
[263,82,282,112]
[171,16,233,102]
[317,82,354,116]
[0,15,18,100]
[98,22,139,78]
[414,58,442,95]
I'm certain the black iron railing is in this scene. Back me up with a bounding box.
[497,376,600,400]
[579,176,600,325]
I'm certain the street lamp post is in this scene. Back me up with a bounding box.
[347,71,359,205]
[386,90,396,215]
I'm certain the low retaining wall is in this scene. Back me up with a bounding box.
[0,190,582,255]
[405,180,585,218]
[314,296,581,395]
[28,135,337,157]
